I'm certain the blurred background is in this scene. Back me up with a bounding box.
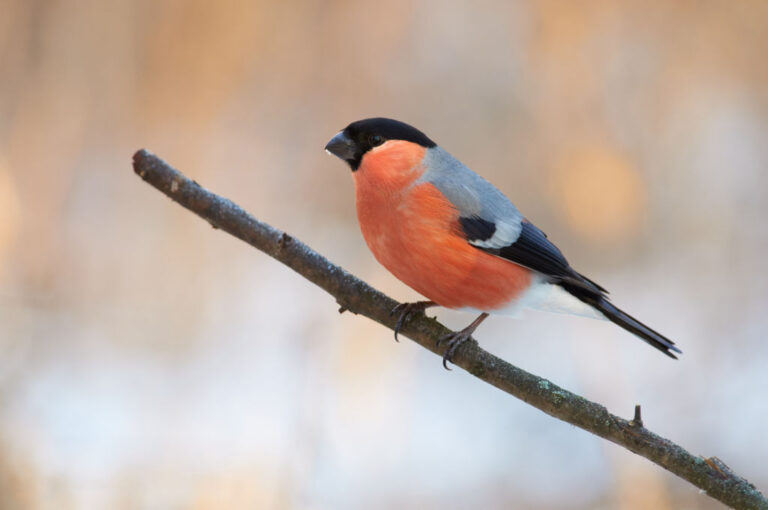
[1,1,767,508]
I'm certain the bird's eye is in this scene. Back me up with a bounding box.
[368,134,384,147]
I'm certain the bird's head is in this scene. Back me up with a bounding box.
[325,118,436,172]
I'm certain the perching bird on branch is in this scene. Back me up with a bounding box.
[325,118,680,365]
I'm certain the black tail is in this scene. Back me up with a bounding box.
[592,299,681,359]
[558,272,681,359]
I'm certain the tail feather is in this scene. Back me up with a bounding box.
[556,271,680,359]
[593,299,681,359]
[557,270,683,359]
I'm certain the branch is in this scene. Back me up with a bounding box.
[133,149,767,510]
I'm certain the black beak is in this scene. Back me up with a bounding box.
[324,131,356,160]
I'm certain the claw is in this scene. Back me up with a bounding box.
[390,301,436,342]
[437,331,467,370]
[437,312,489,369]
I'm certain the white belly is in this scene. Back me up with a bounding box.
[461,274,606,320]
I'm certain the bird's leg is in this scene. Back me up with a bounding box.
[390,300,437,342]
[437,313,489,369]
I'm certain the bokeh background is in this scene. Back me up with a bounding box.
[1,1,767,509]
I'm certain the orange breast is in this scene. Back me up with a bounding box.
[353,143,531,311]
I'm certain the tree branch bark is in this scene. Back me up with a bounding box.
[132,149,767,510]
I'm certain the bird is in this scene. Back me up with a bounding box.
[324,117,680,367]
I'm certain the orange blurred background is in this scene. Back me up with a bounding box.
[1,1,767,508]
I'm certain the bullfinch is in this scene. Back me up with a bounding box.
[325,118,680,367]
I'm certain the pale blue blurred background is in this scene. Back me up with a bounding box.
[1,1,767,508]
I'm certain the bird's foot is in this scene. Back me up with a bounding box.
[436,313,489,370]
[390,300,436,342]
[436,331,474,370]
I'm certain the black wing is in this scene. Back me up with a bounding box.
[459,215,680,358]
[460,216,605,296]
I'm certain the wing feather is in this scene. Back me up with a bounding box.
[419,147,602,294]
[419,146,679,357]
